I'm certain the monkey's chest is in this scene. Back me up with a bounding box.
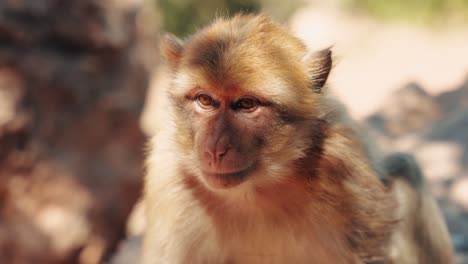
[190,219,356,264]
[222,233,323,264]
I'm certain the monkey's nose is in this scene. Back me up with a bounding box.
[204,145,230,164]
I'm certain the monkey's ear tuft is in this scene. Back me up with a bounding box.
[304,48,332,92]
[160,33,184,69]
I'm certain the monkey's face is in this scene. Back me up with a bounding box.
[169,65,322,191]
[162,15,331,191]
[172,80,282,189]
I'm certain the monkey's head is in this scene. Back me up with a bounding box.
[161,14,331,191]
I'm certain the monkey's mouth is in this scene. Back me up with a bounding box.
[202,164,255,189]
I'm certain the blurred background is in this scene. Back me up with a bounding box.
[0,0,467,263]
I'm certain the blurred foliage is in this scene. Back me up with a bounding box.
[349,0,468,24]
[157,0,260,37]
[156,0,303,37]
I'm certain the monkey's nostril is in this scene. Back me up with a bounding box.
[217,147,229,158]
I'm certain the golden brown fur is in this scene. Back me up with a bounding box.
[142,14,453,264]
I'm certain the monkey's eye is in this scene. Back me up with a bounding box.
[235,97,259,111]
[196,94,214,107]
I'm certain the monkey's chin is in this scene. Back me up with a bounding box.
[202,166,254,189]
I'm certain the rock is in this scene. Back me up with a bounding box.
[364,79,468,261]
[437,76,468,117]
[366,82,441,137]
[415,142,463,183]
[0,0,149,263]
[427,110,468,166]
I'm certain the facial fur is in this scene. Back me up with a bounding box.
[162,14,331,190]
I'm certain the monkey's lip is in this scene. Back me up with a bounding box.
[202,165,255,189]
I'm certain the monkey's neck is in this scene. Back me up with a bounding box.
[183,169,366,262]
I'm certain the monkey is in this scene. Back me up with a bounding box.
[381,153,454,263]
[142,14,453,264]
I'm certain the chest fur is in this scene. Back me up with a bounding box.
[184,199,358,264]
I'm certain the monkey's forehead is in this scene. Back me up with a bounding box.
[181,14,307,71]
[177,15,309,90]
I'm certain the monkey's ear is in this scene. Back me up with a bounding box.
[160,33,184,69]
[303,48,332,92]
